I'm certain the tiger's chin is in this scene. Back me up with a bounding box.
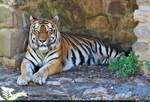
[38,46,49,52]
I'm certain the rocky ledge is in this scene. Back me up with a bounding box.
[0,65,150,100]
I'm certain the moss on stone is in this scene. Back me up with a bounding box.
[0,0,3,3]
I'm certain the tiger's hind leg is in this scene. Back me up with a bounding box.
[17,59,34,85]
[108,52,125,65]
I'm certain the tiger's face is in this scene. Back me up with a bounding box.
[29,16,60,52]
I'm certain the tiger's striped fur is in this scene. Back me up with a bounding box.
[17,16,123,85]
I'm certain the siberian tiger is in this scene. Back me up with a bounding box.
[17,15,124,85]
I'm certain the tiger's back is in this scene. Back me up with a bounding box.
[60,33,122,71]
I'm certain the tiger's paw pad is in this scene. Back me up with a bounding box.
[32,72,47,85]
[17,75,32,85]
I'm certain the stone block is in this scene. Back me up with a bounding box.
[86,16,108,29]
[78,0,103,15]
[0,29,28,57]
[132,41,149,52]
[134,10,150,22]
[134,24,150,42]
[0,53,25,68]
[0,29,11,57]
[117,31,136,43]
[0,5,15,28]
[136,0,150,6]
[139,5,150,11]
[0,4,26,28]
[132,41,150,61]
[2,0,27,6]
[140,65,150,76]
[135,51,150,61]
[108,1,126,17]
[83,86,107,96]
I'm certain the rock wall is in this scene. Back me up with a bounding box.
[132,0,150,75]
[0,0,28,68]
[0,0,137,68]
[22,0,137,50]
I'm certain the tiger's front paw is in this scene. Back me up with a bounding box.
[32,72,47,85]
[17,75,32,85]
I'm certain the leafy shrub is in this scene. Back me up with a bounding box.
[108,51,142,80]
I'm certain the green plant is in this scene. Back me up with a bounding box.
[1,87,27,100]
[108,51,142,80]
[144,62,150,71]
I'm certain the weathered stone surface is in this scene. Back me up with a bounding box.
[73,78,87,83]
[86,16,108,29]
[132,41,149,52]
[0,3,28,68]
[92,78,116,84]
[138,5,150,11]
[57,77,72,82]
[90,96,102,100]
[134,10,150,23]
[90,94,113,100]
[117,31,136,43]
[136,52,150,61]
[0,4,26,28]
[27,88,68,97]
[2,0,27,6]
[114,92,132,100]
[132,0,150,76]
[77,0,103,15]
[108,1,126,16]
[133,87,150,96]
[46,81,61,86]
[0,53,24,68]
[140,65,150,76]
[1,65,150,100]
[0,29,11,57]
[0,5,15,28]
[102,94,113,100]
[114,84,150,96]
[134,78,145,86]
[0,29,27,57]
[134,23,150,42]
[83,86,107,96]
[136,0,150,6]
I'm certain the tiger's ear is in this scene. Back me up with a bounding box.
[52,15,59,24]
[30,16,37,23]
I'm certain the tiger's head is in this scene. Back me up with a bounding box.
[29,16,60,52]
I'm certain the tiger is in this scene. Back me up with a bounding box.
[17,15,124,85]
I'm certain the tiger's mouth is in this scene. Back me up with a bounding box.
[37,45,49,52]
[38,46,48,51]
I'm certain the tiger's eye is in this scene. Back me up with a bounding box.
[50,37,55,41]
[50,28,53,32]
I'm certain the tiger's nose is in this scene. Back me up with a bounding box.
[39,40,46,43]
